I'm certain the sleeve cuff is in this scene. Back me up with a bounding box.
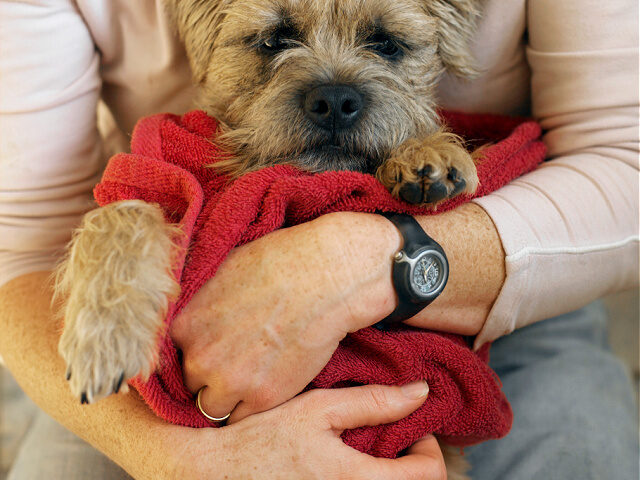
[471,192,537,348]
[0,250,61,291]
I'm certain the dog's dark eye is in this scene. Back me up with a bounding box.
[367,33,401,58]
[258,24,299,55]
[261,35,289,53]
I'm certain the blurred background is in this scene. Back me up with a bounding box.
[1,289,638,478]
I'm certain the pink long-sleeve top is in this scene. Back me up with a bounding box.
[1,0,638,346]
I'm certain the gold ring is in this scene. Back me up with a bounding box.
[196,386,231,423]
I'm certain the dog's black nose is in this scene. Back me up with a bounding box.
[303,85,363,131]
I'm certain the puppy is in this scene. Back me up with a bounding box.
[56,1,481,477]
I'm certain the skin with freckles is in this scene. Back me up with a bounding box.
[2,272,449,480]
[171,212,404,422]
[175,204,504,424]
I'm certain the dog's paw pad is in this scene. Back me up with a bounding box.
[424,180,448,203]
[394,160,476,206]
[399,182,423,204]
[448,167,467,196]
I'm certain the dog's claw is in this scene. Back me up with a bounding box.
[447,167,461,182]
[417,166,433,177]
[66,370,72,381]
[451,178,466,196]
[80,392,89,405]
[114,372,125,394]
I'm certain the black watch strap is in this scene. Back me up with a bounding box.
[376,213,447,329]
[382,213,433,256]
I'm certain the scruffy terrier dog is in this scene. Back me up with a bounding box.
[56,0,481,476]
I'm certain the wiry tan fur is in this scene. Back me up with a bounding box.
[441,443,472,480]
[55,200,181,403]
[57,1,485,476]
[167,0,481,177]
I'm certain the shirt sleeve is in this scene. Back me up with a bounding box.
[472,0,639,347]
[0,0,103,288]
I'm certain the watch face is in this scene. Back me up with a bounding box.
[411,252,445,297]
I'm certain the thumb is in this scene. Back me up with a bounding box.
[319,381,429,431]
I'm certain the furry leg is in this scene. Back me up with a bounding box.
[441,441,472,480]
[55,200,181,403]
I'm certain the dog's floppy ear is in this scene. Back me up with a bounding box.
[423,0,482,77]
[165,0,230,84]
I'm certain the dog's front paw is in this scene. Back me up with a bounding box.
[376,131,479,206]
[59,321,157,404]
[54,200,181,404]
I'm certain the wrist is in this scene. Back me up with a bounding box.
[316,212,402,332]
[408,203,506,335]
[378,213,450,327]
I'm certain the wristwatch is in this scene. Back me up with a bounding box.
[376,213,449,328]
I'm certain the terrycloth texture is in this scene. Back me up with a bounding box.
[94,110,545,457]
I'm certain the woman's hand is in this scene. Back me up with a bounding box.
[172,204,506,422]
[171,382,445,480]
[171,212,403,421]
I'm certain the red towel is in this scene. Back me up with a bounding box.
[94,110,545,457]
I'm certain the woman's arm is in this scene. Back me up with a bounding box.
[470,0,639,345]
[175,205,505,421]
[407,203,506,335]
[0,272,444,480]
[0,272,187,479]
[0,0,103,288]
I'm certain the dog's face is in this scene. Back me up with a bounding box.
[167,0,479,174]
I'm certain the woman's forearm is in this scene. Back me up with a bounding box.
[408,203,506,336]
[308,206,505,338]
[0,272,188,480]
[336,205,505,337]
[172,206,505,423]
[0,272,443,480]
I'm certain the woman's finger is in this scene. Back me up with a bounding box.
[194,384,241,423]
[309,381,428,431]
[348,435,446,480]
[398,435,447,480]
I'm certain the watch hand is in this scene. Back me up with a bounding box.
[423,263,433,282]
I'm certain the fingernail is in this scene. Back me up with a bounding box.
[401,380,429,399]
